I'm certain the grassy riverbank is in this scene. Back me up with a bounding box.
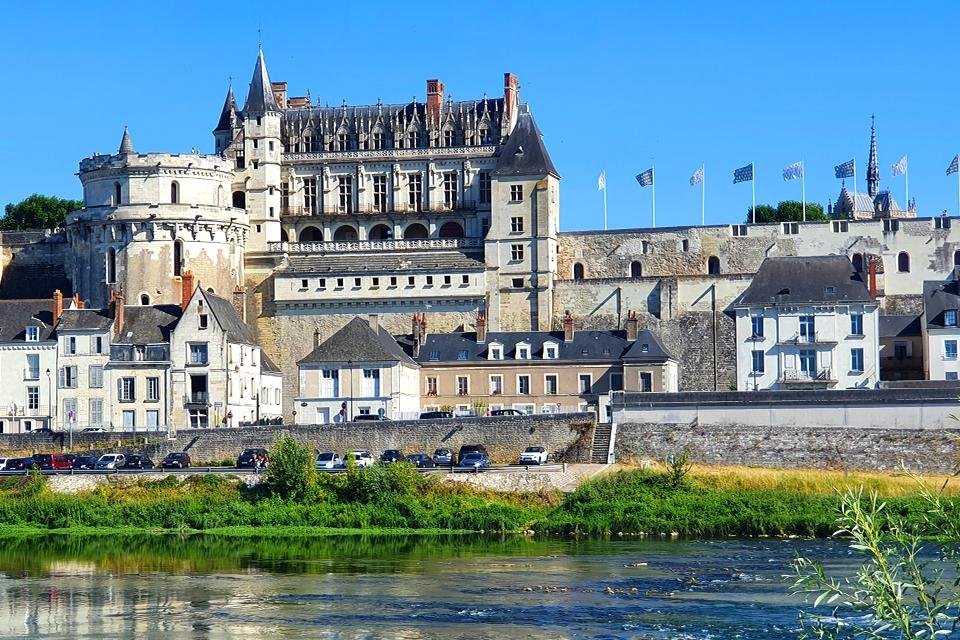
[0,458,957,538]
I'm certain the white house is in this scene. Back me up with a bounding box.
[922,273,960,381]
[54,294,114,431]
[0,297,58,433]
[733,256,880,390]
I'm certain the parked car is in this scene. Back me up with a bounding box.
[71,455,98,470]
[353,414,390,421]
[457,444,489,464]
[33,454,72,470]
[489,408,526,417]
[379,449,405,464]
[30,427,56,435]
[236,448,269,469]
[519,446,549,465]
[82,427,107,433]
[419,411,454,420]
[0,458,8,470]
[315,452,343,470]
[405,453,436,469]
[161,452,191,469]
[124,455,155,470]
[458,452,490,469]
[345,450,374,467]
[95,454,126,470]
[3,457,36,471]
[432,448,454,466]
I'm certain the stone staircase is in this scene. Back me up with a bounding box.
[590,423,613,463]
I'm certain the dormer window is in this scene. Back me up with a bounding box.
[641,344,649,353]
[946,310,958,327]
[825,286,836,295]
[543,343,558,360]
[456,350,469,361]
[25,326,39,342]
[488,343,503,360]
[428,350,440,361]
[515,342,531,360]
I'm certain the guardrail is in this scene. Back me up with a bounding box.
[0,463,567,476]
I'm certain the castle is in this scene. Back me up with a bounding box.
[2,50,957,419]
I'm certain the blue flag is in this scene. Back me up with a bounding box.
[835,159,855,179]
[733,164,753,184]
[783,161,803,181]
[635,168,654,187]
[948,155,959,176]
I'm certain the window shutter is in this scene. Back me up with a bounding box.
[58,368,65,388]
[118,378,123,399]
[906,341,913,357]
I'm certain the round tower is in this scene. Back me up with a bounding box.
[65,128,249,308]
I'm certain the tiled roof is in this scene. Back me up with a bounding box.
[299,317,417,366]
[0,300,56,342]
[114,305,182,345]
[56,308,113,332]
[734,256,873,306]
[281,251,485,276]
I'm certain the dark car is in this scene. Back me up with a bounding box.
[405,453,436,469]
[457,444,489,464]
[432,448,454,466]
[419,411,454,420]
[161,452,191,469]
[458,452,491,469]
[353,414,390,421]
[489,408,525,417]
[71,456,98,470]
[30,427,56,435]
[33,453,72,470]
[379,449,405,464]
[4,457,37,471]
[124,455,155,470]
[236,448,270,468]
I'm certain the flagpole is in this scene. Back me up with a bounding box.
[701,164,706,226]
[602,171,608,230]
[751,161,756,224]
[905,158,909,212]
[651,163,657,228]
[801,160,806,222]
[853,161,858,209]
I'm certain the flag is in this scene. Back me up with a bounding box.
[690,165,704,186]
[733,163,753,184]
[891,155,908,177]
[635,168,654,187]
[948,156,959,176]
[835,159,855,179]
[597,170,606,190]
[783,161,803,181]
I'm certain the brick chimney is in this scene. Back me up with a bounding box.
[52,289,63,325]
[426,79,444,124]
[563,310,575,343]
[625,310,639,341]
[504,72,519,130]
[476,311,487,344]
[368,313,380,334]
[232,285,246,322]
[180,270,195,310]
[868,256,878,299]
[113,288,125,337]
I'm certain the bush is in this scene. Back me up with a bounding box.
[263,433,315,500]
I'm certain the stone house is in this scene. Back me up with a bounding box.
[0,297,58,433]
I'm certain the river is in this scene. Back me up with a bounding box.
[0,535,865,639]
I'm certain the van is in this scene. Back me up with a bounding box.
[33,453,72,470]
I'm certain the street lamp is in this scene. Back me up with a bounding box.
[44,368,52,430]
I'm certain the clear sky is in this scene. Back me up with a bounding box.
[2,1,959,231]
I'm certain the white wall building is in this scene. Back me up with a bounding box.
[0,298,58,433]
[733,256,880,390]
[922,273,960,381]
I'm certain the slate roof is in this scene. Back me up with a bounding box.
[243,50,279,114]
[836,185,903,216]
[114,305,182,345]
[622,330,675,361]
[118,127,134,155]
[734,256,873,306]
[261,352,282,374]
[879,314,921,338]
[202,289,258,345]
[215,86,238,132]
[281,251,485,276]
[412,329,674,364]
[492,109,559,178]
[0,300,55,342]
[299,317,417,366]
[56,308,113,332]
[922,279,960,329]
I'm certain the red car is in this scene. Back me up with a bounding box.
[33,454,72,470]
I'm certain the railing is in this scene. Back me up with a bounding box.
[282,200,487,217]
[283,145,498,163]
[780,368,835,382]
[269,238,483,253]
[186,392,209,404]
[779,332,836,345]
[111,345,170,362]
[23,369,40,381]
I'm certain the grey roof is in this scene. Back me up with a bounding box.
[56,308,113,332]
[734,256,873,306]
[492,110,559,178]
[622,330,675,361]
[923,279,960,329]
[114,305,181,345]
[118,127,134,155]
[243,50,279,114]
[202,289,258,345]
[215,86,238,132]
[261,351,281,373]
[836,185,902,215]
[879,314,921,337]
[0,261,72,300]
[0,300,56,342]
[281,251,486,276]
[299,317,417,366]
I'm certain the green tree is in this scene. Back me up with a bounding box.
[745,201,828,224]
[1,194,83,231]
[263,433,316,500]
[746,204,777,223]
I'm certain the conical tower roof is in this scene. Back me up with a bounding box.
[215,85,238,132]
[243,50,279,115]
[118,127,134,155]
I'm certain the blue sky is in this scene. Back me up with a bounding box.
[2,1,959,230]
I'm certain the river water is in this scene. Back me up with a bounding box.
[0,535,865,639]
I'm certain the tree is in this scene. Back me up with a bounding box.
[745,204,777,224]
[745,201,827,224]
[263,432,316,500]
[1,194,83,231]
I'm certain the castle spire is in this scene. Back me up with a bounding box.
[118,126,134,155]
[867,114,879,197]
[214,85,238,133]
[243,50,279,115]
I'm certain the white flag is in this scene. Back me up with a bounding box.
[783,161,803,181]
[689,165,704,186]
[597,170,606,191]
[891,155,908,177]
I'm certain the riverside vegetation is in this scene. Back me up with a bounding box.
[0,435,958,539]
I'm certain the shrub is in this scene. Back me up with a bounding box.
[263,433,315,500]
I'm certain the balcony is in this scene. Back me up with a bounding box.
[186,392,209,405]
[111,345,170,362]
[283,144,498,164]
[282,199,487,218]
[269,237,483,254]
[780,368,836,384]
[777,332,837,346]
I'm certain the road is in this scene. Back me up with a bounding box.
[0,463,567,476]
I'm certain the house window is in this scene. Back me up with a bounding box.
[443,173,458,208]
[337,176,353,213]
[462,274,469,285]
[337,278,344,288]
[639,372,653,392]
[64,336,76,354]
[850,348,864,373]
[362,369,381,396]
[751,350,765,373]
[27,387,39,411]
[544,374,558,395]
[147,377,160,401]
[408,173,422,211]
[113,182,122,206]
[478,172,491,204]
[751,315,764,338]
[92,335,103,354]
[303,177,318,213]
[199,313,208,329]
[489,375,503,395]
[850,313,864,335]
[372,277,380,287]
[373,175,387,212]
[407,130,420,148]
[489,346,503,360]
[58,366,78,389]
[511,216,524,233]
[426,377,438,396]
[321,369,340,397]
[457,349,469,360]
[799,315,815,342]
[372,131,385,150]
[188,343,208,365]
[478,126,491,144]
[897,252,910,272]
[511,244,524,261]
[544,345,557,359]
[89,365,103,388]
[946,310,958,327]
[517,346,530,360]
[425,276,433,286]
[894,341,910,359]
[457,376,469,396]
[389,276,397,287]
[25,326,39,342]
[946,340,958,359]
[443,275,451,286]
[25,354,40,380]
[948,372,959,381]
[832,220,849,233]
[89,399,103,427]
[118,377,135,402]
[517,375,531,395]
[428,350,440,361]
[510,185,523,202]
[354,277,362,287]
[407,276,415,286]
[578,374,592,394]
[610,372,623,391]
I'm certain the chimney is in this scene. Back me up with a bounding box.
[313,326,322,348]
[419,312,427,338]
[368,313,380,334]
[72,292,80,309]
[52,289,63,324]
[113,288,125,337]
[625,310,639,342]
[476,311,487,344]
[868,256,878,299]
[232,285,246,322]
[504,72,519,130]
[563,310,575,343]
[426,79,444,123]
[180,270,195,310]
[411,312,423,357]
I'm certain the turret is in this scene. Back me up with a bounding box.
[867,115,879,198]
[213,85,240,154]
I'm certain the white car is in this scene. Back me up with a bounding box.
[315,452,343,470]
[0,458,8,470]
[346,450,374,467]
[95,454,126,470]
[519,447,549,465]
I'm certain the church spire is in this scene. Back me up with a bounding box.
[215,84,238,132]
[243,50,279,115]
[118,126,134,155]
[867,114,879,197]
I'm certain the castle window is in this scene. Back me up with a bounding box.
[407,130,419,148]
[173,239,183,277]
[372,130,385,150]
[252,161,259,170]
[573,263,585,280]
[170,182,179,204]
[199,313,208,329]
[373,175,387,212]
[232,191,245,209]
[252,139,258,149]
[303,177,317,214]
[333,224,357,241]
[478,172,491,204]
[438,221,464,238]
[954,251,960,267]
[318,278,326,289]
[511,217,524,233]
[337,176,353,213]
[630,261,642,278]
[140,294,150,306]
[256,116,262,126]
[510,185,523,202]
[106,248,117,284]
[113,182,122,207]
[641,240,650,254]
[443,129,455,147]
[707,256,720,275]
[478,126,490,145]
[235,149,245,169]
[510,244,524,261]
[897,251,910,273]
[408,173,423,212]
[442,172,458,209]
[337,132,348,151]
[268,141,274,152]
[681,239,689,252]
